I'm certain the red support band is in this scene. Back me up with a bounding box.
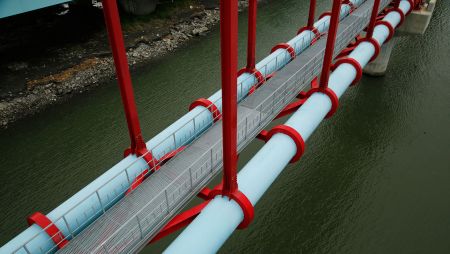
[189,98,222,122]
[297,26,321,38]
[256,129,269,142]
[406,0,415,15]
[331,57,362,86]
[265,125,305,163]
[375,20,395,42]
[305,87,339,118]
[27,212,68,249]
[355,37,381,62]
[271,43,296,61]
[208,189,254,229]
[238,67,266,88]
[385,7,405,27]
[342,0,356,13]
[298,26,322,46]
[319,11,332,19]
[124,146,158,170]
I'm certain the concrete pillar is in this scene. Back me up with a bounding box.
[398,0,437,35]
[364,0,438,76]
[363,37,397,76]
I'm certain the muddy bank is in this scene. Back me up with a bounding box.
[0,0,249,128]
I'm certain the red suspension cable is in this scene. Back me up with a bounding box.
[307,0,317,28]
[246,0,258,70]
[319,0,342,88]
[102,0,151,160]
[220,0,239,196]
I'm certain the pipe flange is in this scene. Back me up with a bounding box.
[342,0,356,13]
[124,146,158,170]
[266,125,305,163]
[189,98,222,122]
[355,37,381,62]
[331,57,362,86]
[305,87,339,118]
[375,20,395,42]
[238,67,266,88]
[385,7,405,27]
[271,43,296,61]
[208,189,254,229]
[297,26,321,38]
[27,212,69,249]
[406,0,415,15]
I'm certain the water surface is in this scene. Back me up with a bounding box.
[1,0,449,253]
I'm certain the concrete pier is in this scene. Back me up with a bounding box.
[363,37,397,76]
[398,0,437,35]
[364,0,437,76]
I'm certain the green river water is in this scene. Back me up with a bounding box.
[1,0,449,253]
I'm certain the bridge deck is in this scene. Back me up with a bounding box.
[57,1,387,252]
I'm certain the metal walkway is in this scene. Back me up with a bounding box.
[57,1,389,252]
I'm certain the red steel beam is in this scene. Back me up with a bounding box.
[102,0,148,155]
[220,0,239,196]
[319,0,342,88]
[149,202,210,244]
[366,0,382,38]
[246,0,258,69]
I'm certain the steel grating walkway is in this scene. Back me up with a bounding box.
[58,1,391,252]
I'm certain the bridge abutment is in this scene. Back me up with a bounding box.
[363,0,437,76]
[363,37,397,76]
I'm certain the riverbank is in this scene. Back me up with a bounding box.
[0,0,249,128]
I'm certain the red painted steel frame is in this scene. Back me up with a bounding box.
[319,0,342,88]
[102,0,149,157]
[246,0,258,70]
[366,0,382,38]
[307,0,317,28]
[220,0,239,196]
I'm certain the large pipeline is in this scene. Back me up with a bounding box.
[1,1,366,253]
[164,1,412,253]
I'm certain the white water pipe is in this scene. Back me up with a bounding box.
[164,1,411,253]
[0,1,367,253]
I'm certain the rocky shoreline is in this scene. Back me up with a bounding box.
[0,1,248,128]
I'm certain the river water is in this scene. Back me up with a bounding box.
[1,0,449,253]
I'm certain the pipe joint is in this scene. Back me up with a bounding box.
[271,43,296,61]
[385,7,405,27]
[189,98,222,122]
[355,37,381,62]
[305,87,339,118]
[268,125,305,162]
[342,0,356,13]
[208,189,255,229]
[238,67,265,91]
[332,57,362,86]
[27,212,69,249]
[375,20,395,42]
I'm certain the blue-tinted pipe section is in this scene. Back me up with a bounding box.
[0,0,367,253]
[164,1,411,253]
